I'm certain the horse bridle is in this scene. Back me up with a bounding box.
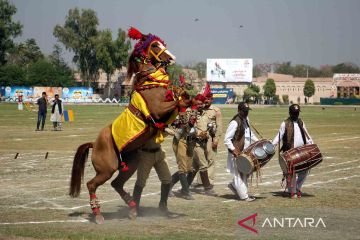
[147,41,171,67]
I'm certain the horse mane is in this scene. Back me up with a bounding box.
[125,53,137,85]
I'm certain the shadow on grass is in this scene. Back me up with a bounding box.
[218,194,267,201]
[69,206,186,223]
[271,191,315,198]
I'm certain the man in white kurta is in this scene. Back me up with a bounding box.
[224,102,258,201]
[50,94,64,131]
[272,104,313,198]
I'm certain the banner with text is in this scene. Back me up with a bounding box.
[211,88,234,104]
[207,58,253,82]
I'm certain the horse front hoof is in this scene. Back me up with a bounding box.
[128,207,137,220]
[95,214,105,224]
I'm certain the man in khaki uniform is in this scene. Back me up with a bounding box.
[132,138,172,217]
[188,86,222,193]
[169,107,198,200]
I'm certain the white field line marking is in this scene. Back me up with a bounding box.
[0,219,89,225]
[326,136,360,142]
[215,164,360,187]
[304,175,360,187]
[10,191,161,211]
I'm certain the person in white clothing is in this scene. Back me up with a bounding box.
[272,104,313,198]
[224,102,259,202]
[50,94,64,131]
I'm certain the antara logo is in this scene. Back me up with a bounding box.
[238,214,326,234]
[262,217,326,228]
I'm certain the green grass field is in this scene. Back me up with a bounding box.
[0,103,360,240]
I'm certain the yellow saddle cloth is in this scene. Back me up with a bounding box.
[112,69,176,152]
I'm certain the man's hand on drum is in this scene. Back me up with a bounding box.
[232,148,241,157]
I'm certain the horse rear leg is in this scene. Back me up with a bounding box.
[87,172,113,224]
[111,156,139,219]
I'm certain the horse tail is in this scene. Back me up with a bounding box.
[69,142,93,197]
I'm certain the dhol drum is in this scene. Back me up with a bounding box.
[279,144,322,175]
[236,139,275,174]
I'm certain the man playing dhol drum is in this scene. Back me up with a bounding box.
[272,104,313,198]
[224,102,259,202]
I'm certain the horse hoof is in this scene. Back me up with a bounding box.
[129,208,137,220]
[95,214,105,224]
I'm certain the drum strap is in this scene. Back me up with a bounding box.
[249,122,263,139]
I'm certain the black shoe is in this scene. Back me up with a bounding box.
[158,202,178,218]
[35,129,40,131]
[178,190,195,200]
[204,187,218,197]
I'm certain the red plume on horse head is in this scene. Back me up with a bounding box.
[128,27,143,40]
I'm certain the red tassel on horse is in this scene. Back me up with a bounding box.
[128,27,143,40]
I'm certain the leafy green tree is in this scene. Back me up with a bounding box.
[195,62,206,79]
[274,62,293,75]
[53,8,99,86]
[0,0,23,65]
[263,78,276,102]
[0,64,26,86]
[303,79,315,103]
[253,65,262,78]
[292,64,320,78]
[27,59,57,86]
[243,88,257,102]
[332,62,360,73]
[319,65,333,77]
[167,64,184,83]
[95,28,131,97]
[7,38,43,66]
[243,83,261,102]
[49,44,76,87]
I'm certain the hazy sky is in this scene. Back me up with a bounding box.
[11,0,360,67]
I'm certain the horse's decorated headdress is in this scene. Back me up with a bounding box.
[128,27,166,59]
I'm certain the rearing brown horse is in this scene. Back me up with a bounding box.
[69,28,195,223]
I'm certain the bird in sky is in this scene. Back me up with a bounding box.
[194,18,199,22]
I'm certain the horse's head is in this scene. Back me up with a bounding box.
[127,27,176,81]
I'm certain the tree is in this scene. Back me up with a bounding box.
[49,44,76,87]
[95,28,131,97]
[167,64,184,83]
[27,59,57,86]
[303,79,315,103]
[0,0,23,65]
[7,38,44,66]
[194,62,206,79]
[0,64,26,86]
[274,62,293,75]
[332,62,360,73]
[243,83,261,102]
[53,8,99,86]
[263,78,276,103]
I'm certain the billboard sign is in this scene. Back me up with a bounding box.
[4,86,34,100]
[62,87,93,102]
[211,88,234,104]
[207,58,253,82]
[33,87,62,99]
